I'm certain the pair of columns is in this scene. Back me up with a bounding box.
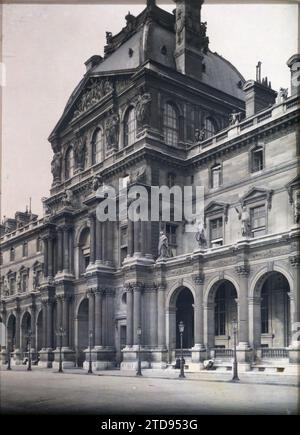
[127,220,151,257]
[56,226,74,274]
[89,213,113,264]
[125,283,166,347]
[55,295,71,348]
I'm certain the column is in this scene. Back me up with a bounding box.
[62,297,69,348]
[133,283,142,345]
[56,296,62,330]
[69,227,74,274]
[14,309,21,351]
[133,220,141,256]
[89,213,96,264]
[248,296,262,349]
[42,301,47,349]
[95,219,102,263]
[94,290,102,347]
[43,239,48,277]
[157,284,166,347]
[30,306,37,352]
[88,290,95,347]
[149,286,157,347]
[57,228,63,272]
[63,226,69,273]
[126,285,133,346]
[236,266,250,347]
[289,256,300,363]
[46,300,53,349]
[48,237,54,278]
[127,220,134,257]
[193,274,205,347]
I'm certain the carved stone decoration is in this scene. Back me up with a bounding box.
[51,152,62,183]
[194,128,206,143]
[105,111,120,151]
[289,255,300,268]
[73,78,113,119]
[74,135,86,169]
[61,189,74,208]
[235,264,250,276]
[229,111,242,126]
[129,166,147,185]
[157,231,170,259]
[175,4,185,46]
[235,205,251,238]
[136,92,152,128]
[193,273,205,285]
[195,219,207,249]
[92,174,103,192]
[125,12,137,33]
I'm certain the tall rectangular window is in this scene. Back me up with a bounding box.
[251,147,264,173]
[210,217,223,247]
[211,164,221,188]
[250,205,266,237]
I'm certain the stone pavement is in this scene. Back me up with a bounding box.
[1,368,299,415]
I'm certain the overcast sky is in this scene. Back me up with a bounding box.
[1,2,298,219]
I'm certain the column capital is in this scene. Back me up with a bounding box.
[289,255,300,268]
[193,273,205,285]
[235,264,250,276]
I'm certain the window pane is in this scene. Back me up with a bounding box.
[252,148,264,172]
[124,108,136,147]
[163,104,179,146]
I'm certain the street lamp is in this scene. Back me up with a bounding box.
[136,326,142,377]
[55,326,66,373]
[178,321,185,379]
[88,330,93,374]
[232,318,239,382]
[7,338,11,371]
[26,329,32,371]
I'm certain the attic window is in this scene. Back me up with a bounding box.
[128,48,134,58]
[161,45,167,55]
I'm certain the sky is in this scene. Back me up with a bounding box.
[1,1,299,219]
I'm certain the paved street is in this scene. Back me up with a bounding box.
[0,368,299,415]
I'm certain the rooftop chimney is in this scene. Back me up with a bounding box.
[243,62,277,118]
[287,54,300,96]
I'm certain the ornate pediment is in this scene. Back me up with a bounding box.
[205,201,229,220]
[72,78,114,120]
[240,187,273,209]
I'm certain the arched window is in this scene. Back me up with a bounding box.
[91,129,103,165]
[124,107,136,147]
[204,117,217,138]
[65,147,74,180]
[163,103,179,146]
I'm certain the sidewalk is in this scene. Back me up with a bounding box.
[1,364,299,387]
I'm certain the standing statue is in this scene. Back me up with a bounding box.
[62,189,74,207]
[51,152,62,182]
[194,128,206,143]
[195,220,207,249]
[136,92,152,127]
[17,274,21,293]
[74,136,86,169]
[92,174,103,191]
[294,193,300,224]
[158,231,170,259]
[235,205,251,238]
[32,270,38,290]
[175,6,185,45]
[105,112,120,150]
[229,111,241,126]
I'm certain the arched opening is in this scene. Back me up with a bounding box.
[21,312,31,356]
[78,227,90,275]
[206,280,238,349]
[175,287,194,349]
[36,310,43,352]
[259,272,290,348]
[7,314,16,351]
[77,298,89,367]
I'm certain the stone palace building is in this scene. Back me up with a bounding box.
[1,0,299,373]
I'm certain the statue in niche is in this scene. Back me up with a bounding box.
[158,231,170,259]
[51,152,62,181]
[195,219,207,249]
[17,274,21,293]
[235,205,251,238]
[105,112,120,150]
[294,192,300,224]
[62,189,74,207]
[3,277,9,297]
[32,270,38,290]
[92,174,103,191]
[74,136,86,168]
[136,93,152,127]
